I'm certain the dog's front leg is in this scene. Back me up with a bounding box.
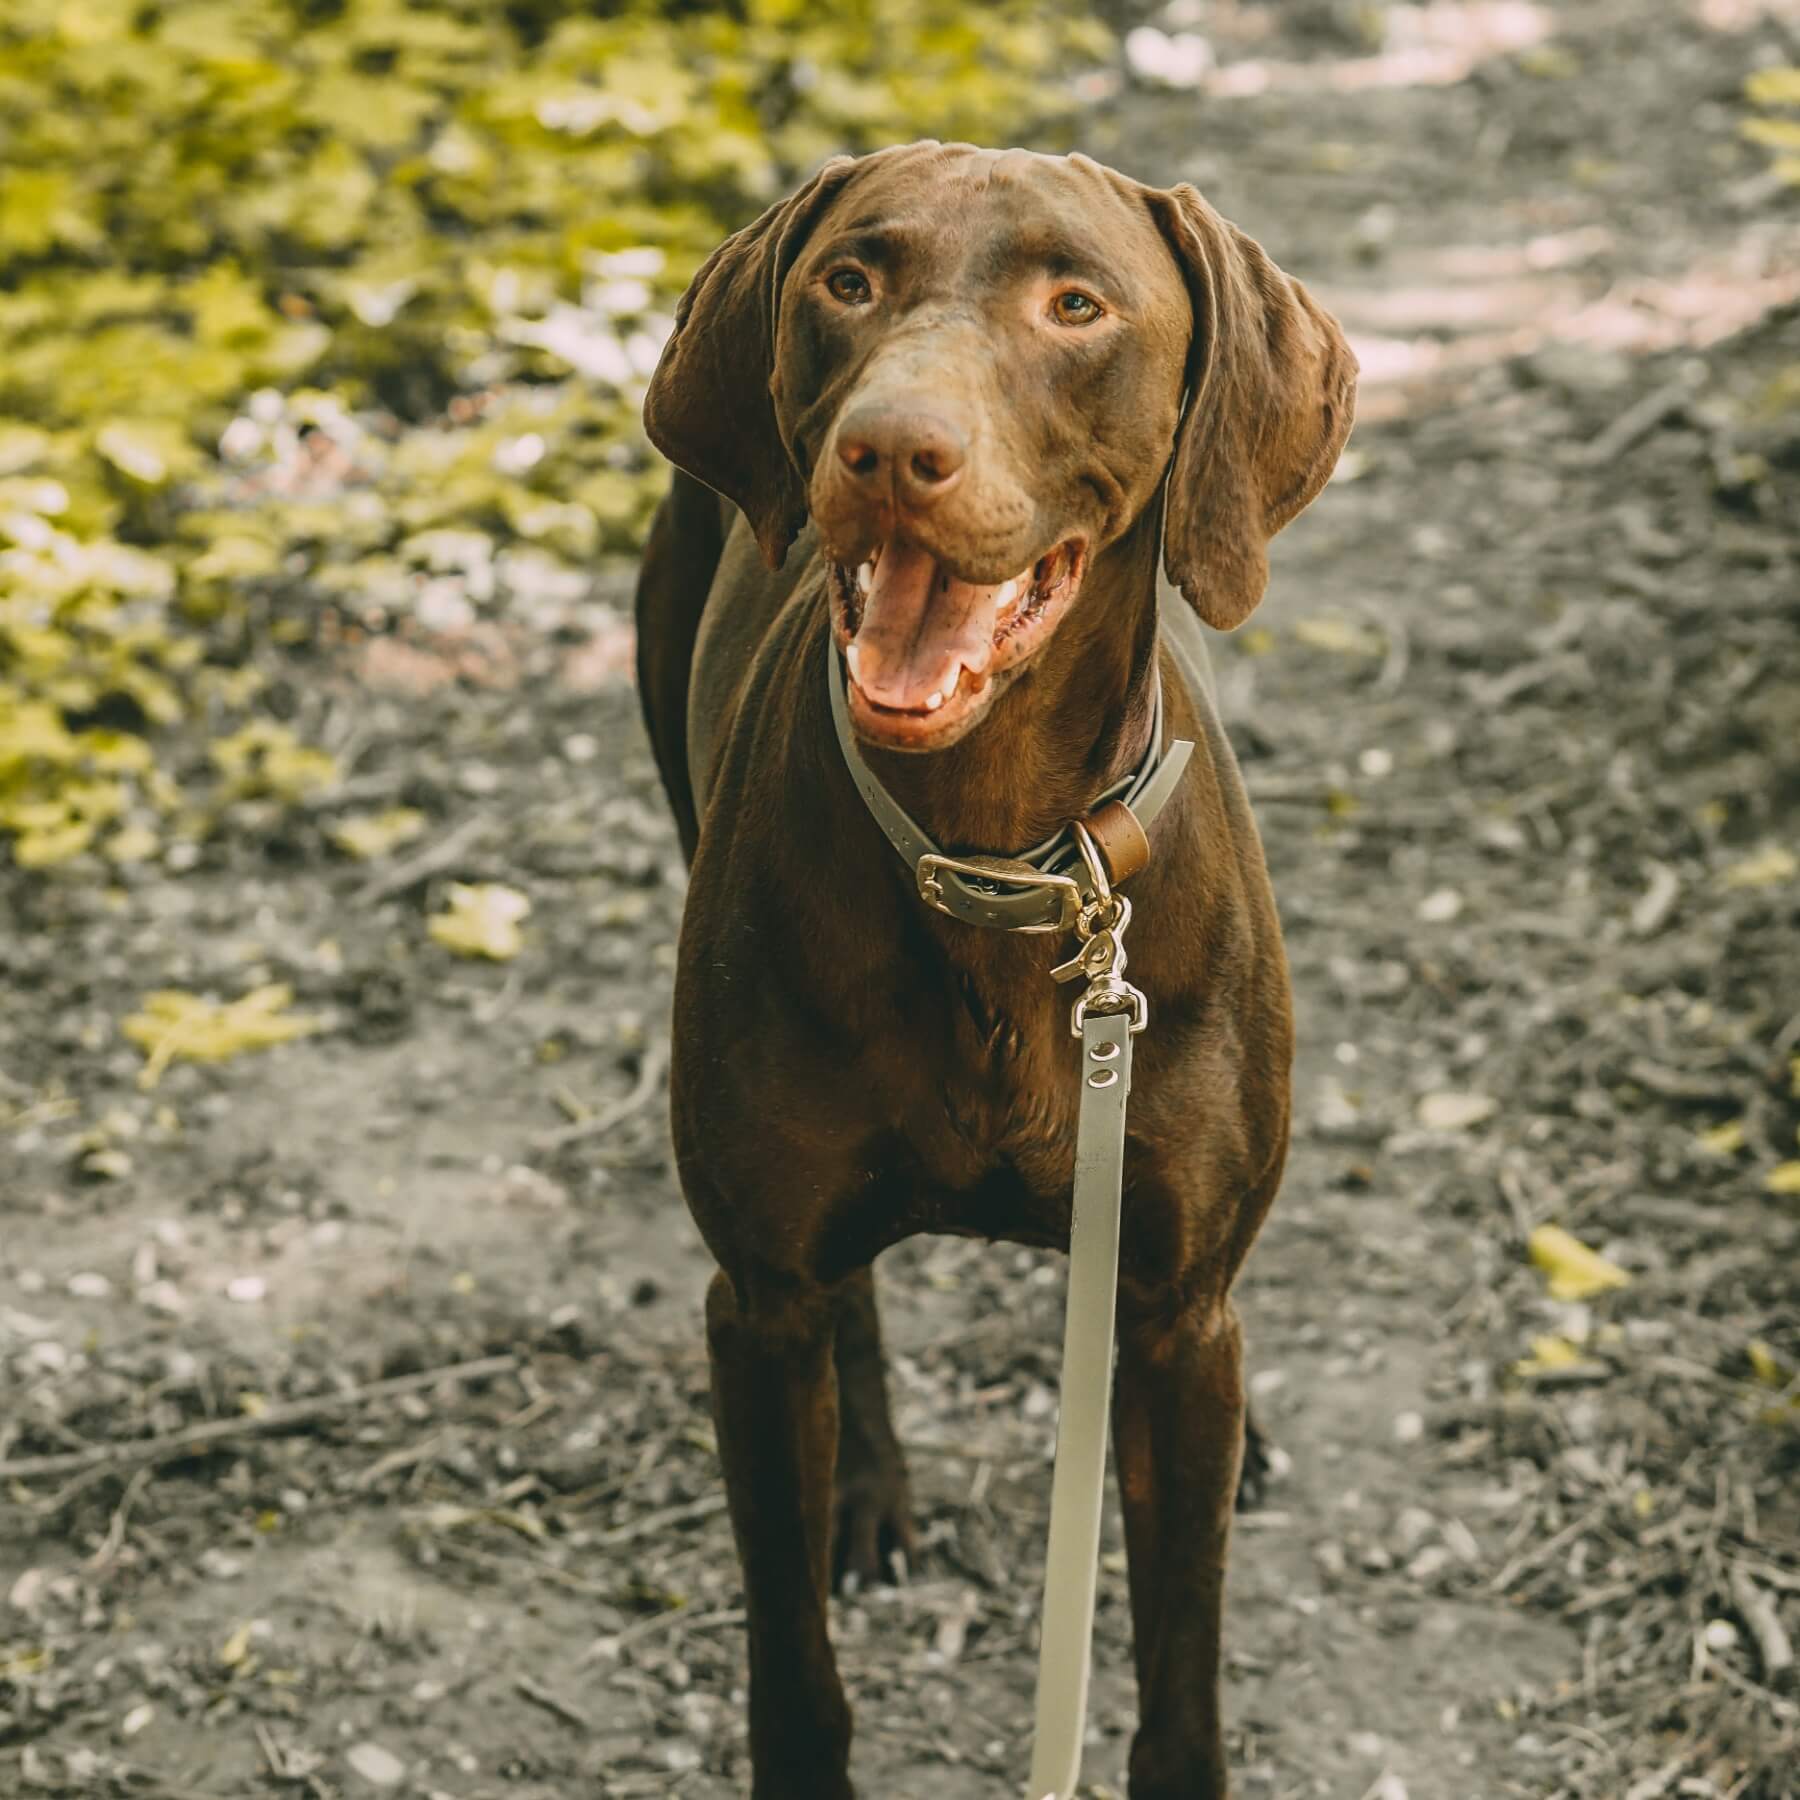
[1113,1285,1246,1800]
[706,1267,855,1799]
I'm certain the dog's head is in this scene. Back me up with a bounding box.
[645,143,1355,751]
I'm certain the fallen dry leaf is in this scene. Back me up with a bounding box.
[328,806,427,860]
[1292,613,1384,657]
[428,881,531,960]
[1696,1119,1746,1155]
[1417,1091,1498,1131]
[1720,844,1796,889]
[122,985,325,1090]
[1514,1332,1587,1376]
[1529,1224,1632,1301]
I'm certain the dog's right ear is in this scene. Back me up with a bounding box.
[643,158,859,570]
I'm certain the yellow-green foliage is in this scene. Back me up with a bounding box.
[1744,65,1800,184]
[0,0,1109,868]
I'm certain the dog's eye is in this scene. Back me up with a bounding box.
[1052,290,1104,326]
[827,268,873,305]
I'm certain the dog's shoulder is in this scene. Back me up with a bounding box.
[686,512,824,819]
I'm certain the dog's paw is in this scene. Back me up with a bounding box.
[1235,1412,1289,1513]
[831,1456,917,1593]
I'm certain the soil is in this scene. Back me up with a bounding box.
[4,4,1798,1799]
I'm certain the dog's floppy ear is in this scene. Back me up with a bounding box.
[643,158,858,569]
[1147,185,1357,630]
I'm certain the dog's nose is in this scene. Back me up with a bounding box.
[833,405,967,507]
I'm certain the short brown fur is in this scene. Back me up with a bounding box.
[636,141,1355,1798]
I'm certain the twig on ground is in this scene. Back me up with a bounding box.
[583,1604,747,1665]
[356,814,494,904]
[1575,373,1702,467]
[1730,1563,1796,1690]
[1487,1500,1612,1596]
[514,1675,593,1732]
[352,1431,449,1491]
[590,1491,725,1549]
[85,1464,152,1570]
[535,1039,670,1150]
[0,1355,518,1483]
[1372,610,1410,698]
[254,1721,291,1780]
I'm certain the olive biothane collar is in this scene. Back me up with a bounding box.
[826,633,1194,932]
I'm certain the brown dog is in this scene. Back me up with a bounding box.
[634,142,1354,1798]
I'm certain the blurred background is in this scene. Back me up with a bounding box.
[1,2,1796,1796]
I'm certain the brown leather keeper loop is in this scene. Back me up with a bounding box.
[1078,799,1151,886]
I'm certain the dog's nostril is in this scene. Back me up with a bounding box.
[837,439,881,478]
[834,409,967,498]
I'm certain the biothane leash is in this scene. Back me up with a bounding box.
[827,636,1194,1800]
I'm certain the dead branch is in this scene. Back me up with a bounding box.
[1730,1563,1796,1690]
[0,1354,519,1483]
[535,1038,670,1151]
[356,814,495,905]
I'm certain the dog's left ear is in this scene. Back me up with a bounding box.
[644,157,859,569]
[1147,185,1357,630]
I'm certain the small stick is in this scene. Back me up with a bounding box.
[582,1605,748,1667]
[356,814,493,905]
[254,1721,290,1779]
[535,1040,670,1150]
[1730,1563,1795,1689]
[1574,374,1700,468]
[514,1675,593,1732]
[85,1464,152,1570]
[0,1355,518,1483]
[1487,1499,1609,1594]
[352,1431,448,1491]
[590,1490,725,1549]
[1372,609,1410,698]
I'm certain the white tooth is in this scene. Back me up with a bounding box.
[926,691,944,712]
[857,561,873,595]
[994,578,1018,609]
[845,643,861,679]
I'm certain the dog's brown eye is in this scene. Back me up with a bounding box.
[827,268,873,305]
[1052,290,1103,326]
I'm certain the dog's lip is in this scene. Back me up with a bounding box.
[842,657,1034,751]
[827,536,1087,751]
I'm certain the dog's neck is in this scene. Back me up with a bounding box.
[860,505,1165,858]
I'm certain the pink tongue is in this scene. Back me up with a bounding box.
[851,541,1003,711]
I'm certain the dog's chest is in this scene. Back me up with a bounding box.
[906,971,1086,1203]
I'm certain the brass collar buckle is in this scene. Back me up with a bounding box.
[915,853,1082,934]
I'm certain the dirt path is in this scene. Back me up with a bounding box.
[5,5,1797,1798]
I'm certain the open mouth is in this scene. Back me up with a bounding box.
[829,536,1087,749]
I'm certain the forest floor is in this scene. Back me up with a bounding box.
[4,3,1798,1797]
